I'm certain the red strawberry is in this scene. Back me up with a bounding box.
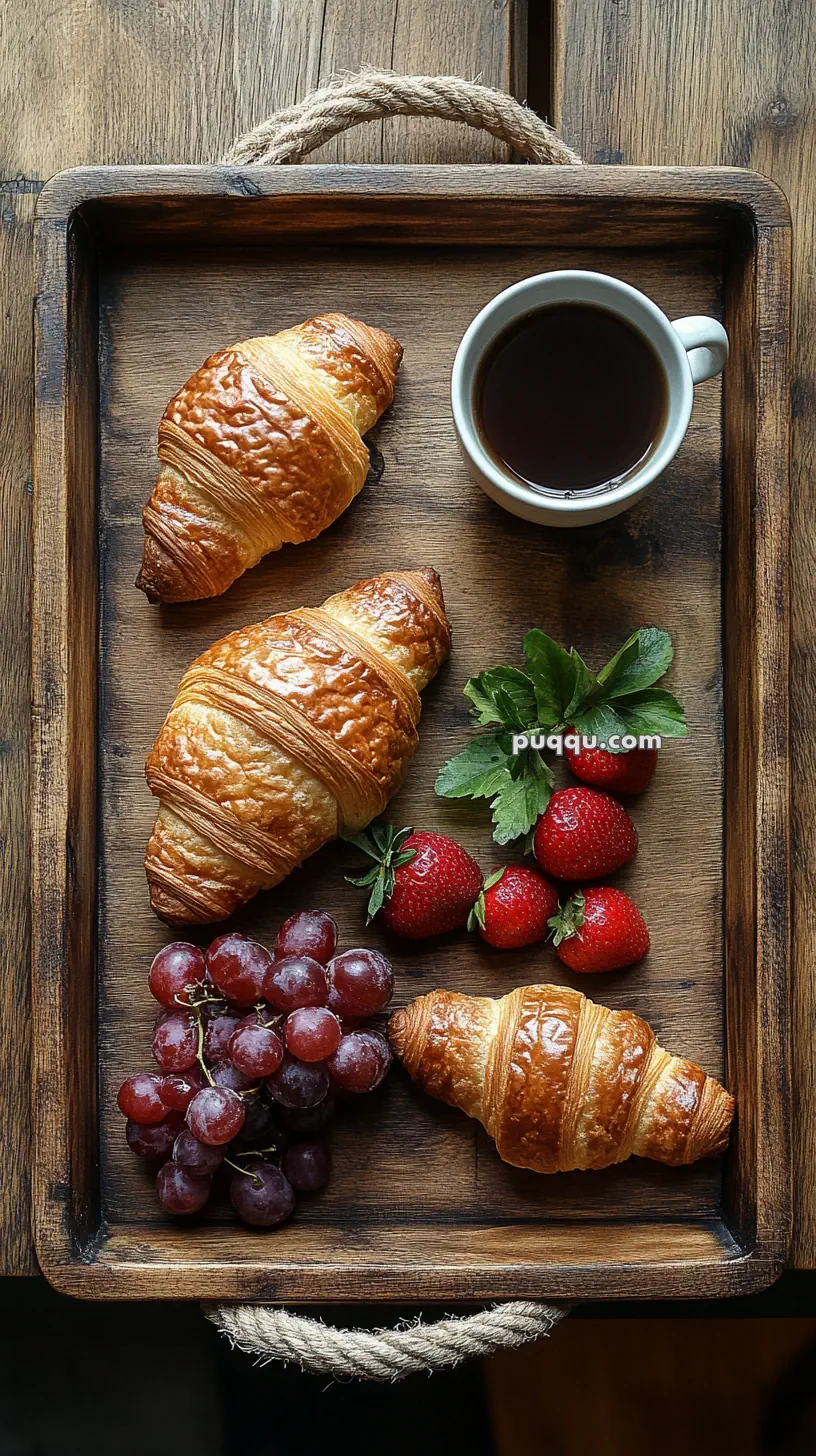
[345,824,482,939]
[565,731,657,795]
[468,865,559,949]
[533,786,637,881]
[549,887,650,973]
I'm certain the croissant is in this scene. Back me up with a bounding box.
[389,985,734,1172]
[145,569,450,924]
[136,313,402,602]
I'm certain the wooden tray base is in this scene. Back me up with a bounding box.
[33,166,790,1300]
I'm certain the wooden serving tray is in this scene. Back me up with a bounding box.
[32,165,791,1301]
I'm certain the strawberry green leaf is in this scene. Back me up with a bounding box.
[342,822,416,923]
[467,891,486,933]
[341,828,383,860]
[435,734,511,799]
[369,821,391,856]
[491,750,553,845]
[364,870,389,924]
[468,868,505,927]
[571,701,633,754]
[548,890,585,946]
[522,630,579,726]
[345,867,381,888]
[614,688,688,738]
[598,628,674,699]
[561,647,599,723]
[464,667,537,729]
[594,632,642,693]
[463,676,502,725]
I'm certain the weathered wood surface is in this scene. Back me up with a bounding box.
[553,0,814,1269]
[0,0,519,1275]
[8,0,814,1280]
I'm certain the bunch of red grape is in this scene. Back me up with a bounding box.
[117,912,393,1227]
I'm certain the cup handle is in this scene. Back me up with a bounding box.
[671,316,729,385]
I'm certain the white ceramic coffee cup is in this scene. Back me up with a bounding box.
[450,270,729,528]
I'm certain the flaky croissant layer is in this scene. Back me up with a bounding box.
[137,313,403,602]
[144,569,450,925]
[389,985,734,1172]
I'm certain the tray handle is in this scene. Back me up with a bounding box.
[224,68,582,167]
[206,1300,566,1380]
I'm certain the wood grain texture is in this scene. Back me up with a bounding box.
[0,0,518,1275]
[32,167,789,1300]
[553,0,814,1267]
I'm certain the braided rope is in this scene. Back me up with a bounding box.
[206,1301,567,1381]
[224,68,582,167]
[215,70,576,1377]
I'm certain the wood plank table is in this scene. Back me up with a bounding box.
[2,0,813,1281]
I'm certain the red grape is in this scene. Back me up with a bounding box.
[274,911,337,966]
[284,1007,341,1062]
[211,1060,255,1093]
[187,1085,246,1145]
[278,1092,334,1135]
[326,949,393,1018]
[282,1139,331,1193]
[266,1054,330,1109]
[204,1013,241,1064]
[148,942,206,1008]
[152,1010,198,1072]
[206,934,273,1005]
[234,1095,280,1147]
[117,1072,166,1124]
[160,1066,204,1112]
[129,927,399,1226]
[264,956,327,1012]
[327,1030,391,1093]
[173,1128,225,1176]
[156,1161,211,1215]
[229,1021,284,1078]
[229,1161,295,1227]
[126,1114,182,1161]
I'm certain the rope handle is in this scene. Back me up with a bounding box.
[215,69,578,1377]
[225,67,582,167]
[206,1300,567,1381]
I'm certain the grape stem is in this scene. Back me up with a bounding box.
[193,1008,216,1087]
[223,1156,263,1187]
[253,1001,278,1030]
[179,984,227,1014]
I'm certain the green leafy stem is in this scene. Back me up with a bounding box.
[435,627,687,846]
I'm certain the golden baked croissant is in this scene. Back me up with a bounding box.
[136,314,402,602]
[389,985,734,1172]
[145,569,450,924]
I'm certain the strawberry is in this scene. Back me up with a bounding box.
[533,786,637,881]
[549,887,650,973]
[468,865,559,949]
[345,823,482,938]
[565,731,657,795]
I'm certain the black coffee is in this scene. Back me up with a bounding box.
[476,302,667,494]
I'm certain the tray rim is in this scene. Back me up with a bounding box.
[31,163,792,1301]
[35,161,793,223]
